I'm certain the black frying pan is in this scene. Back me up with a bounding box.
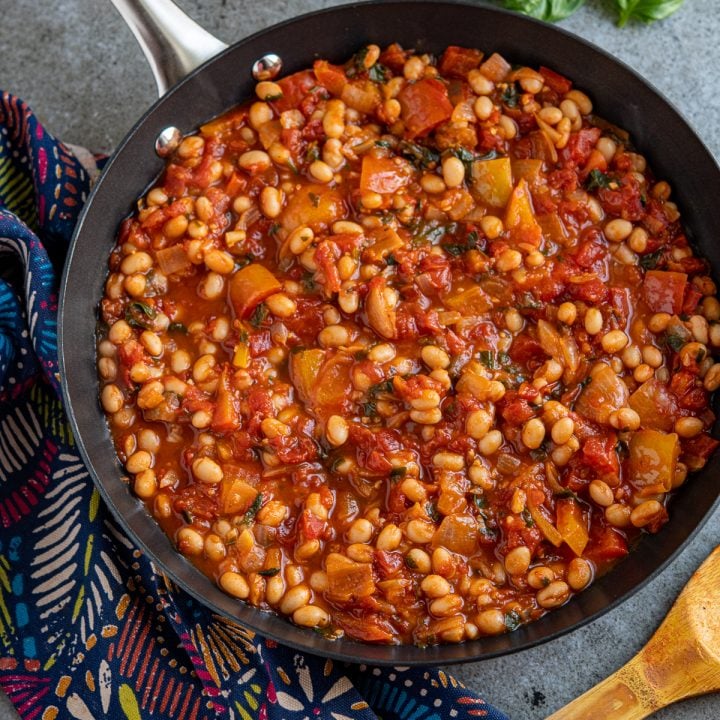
[58,0,720,666]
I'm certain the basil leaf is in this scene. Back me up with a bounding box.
[615,0,684,27]
[500,0,586,22]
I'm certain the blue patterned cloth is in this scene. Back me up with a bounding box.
[0,92,508,719]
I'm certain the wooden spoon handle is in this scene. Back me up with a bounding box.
[546,655,660,720]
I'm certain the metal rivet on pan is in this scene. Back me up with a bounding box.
[155,126,182,157]
[252,54,283,81]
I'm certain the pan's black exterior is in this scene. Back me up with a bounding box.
[59,0,720,665]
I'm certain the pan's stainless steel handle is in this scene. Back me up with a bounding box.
[109,0,228,96]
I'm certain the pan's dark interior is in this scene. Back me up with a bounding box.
[59,0,720,665]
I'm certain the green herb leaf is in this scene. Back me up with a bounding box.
[500,0,586,22]
[585,169,613,191]
[473,494,488,510]
[249,303,269,328]
[399,140,440,169]
[504,609,523,632]
[351,47,370,75]
[426,503,440,523]
[615,0,684,27]
[390,467,407,481]
[405,555,418,569]
[125,301,156,329]
[369,379,394,397]
[305,142,320,162]
[302,272,317,292]
[518,291,542,310]
[258,567,280,577]
[168,322,187,334]
[664,331,687,353]
[639,250,663,270]
[479,350,497,369]
[241,493,263,525]
[501,83,521,108]
[309,192,320,208]
[181,509,194,524]
[442,230,479,257]
[369,63,389,83]
[529,447,548,461]
[521,508,535,527]
[412,220,455,246]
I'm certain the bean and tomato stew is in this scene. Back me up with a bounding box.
[97,43,720,645]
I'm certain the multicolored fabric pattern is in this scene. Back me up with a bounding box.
[0,91,508,720]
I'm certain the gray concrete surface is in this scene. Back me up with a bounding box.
[1,0,719,718]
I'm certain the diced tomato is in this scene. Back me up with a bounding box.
[397,78,453,139]
[582,435,619,477]
[374,550,404,579]
[609,287,631,325]
[498,395,535,426]
[438,46,483,78]
[682,285,703,314]
[174,486,218,521]
[597,174,645,221]
[567,277,609,304]
[503,515,542,555]
[573,234,605,271]
[271,70,317,113]
[682,434,720,462]
[298,509,325,540]
[585,527,629,565]
[539,66,572,95]
[642,270,688,314]
[509,334,543,365]
[313,59,347,96]
[334,612,395,644]
[314,240,342,293]
[378,43,407,72]
[163,163,191,197]
[118,339,148,370]
[561,127,601,168]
